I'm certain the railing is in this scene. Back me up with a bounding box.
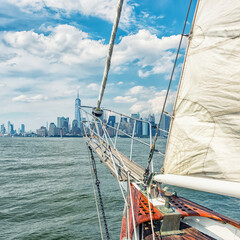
[80,106,168,173]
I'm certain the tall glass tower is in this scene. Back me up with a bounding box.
[75,91,81,128]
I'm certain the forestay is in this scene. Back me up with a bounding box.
[163,0,240,182]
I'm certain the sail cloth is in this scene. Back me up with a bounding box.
[163,0,240,182]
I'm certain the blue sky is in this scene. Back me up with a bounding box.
[0,0,197,131]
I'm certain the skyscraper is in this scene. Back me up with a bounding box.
[75,90,81,128]
[108,115,116,127]
[7,121,14,135]
[1,124,5,134]
[20,124,25,133]
[142,118,149,136]
[72,119,80,135]
[8,121,11,134]
[57,117,69,135]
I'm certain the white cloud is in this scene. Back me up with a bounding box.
[2,25,106,66]
[129,90,176,115]
[127,86,156,98]
[87,83,100,91]
[113,29,187,77]
[128,86,145,95]
[7,0,134,26]
[0,26,186,82]
[114,96,137,103]
[12,94,48,103]
[117,81,123,85]
[116,85,176,115]
[0,25,108,81]
[112,85,176,115]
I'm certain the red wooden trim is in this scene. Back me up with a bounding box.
[120,185,240,239]
[120,184,164,239]
[170,195,240,229]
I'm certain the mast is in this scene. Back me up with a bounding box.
[96,0,124,111]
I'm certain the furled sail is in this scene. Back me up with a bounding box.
[163,0,240,182]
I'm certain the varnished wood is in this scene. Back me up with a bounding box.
[120,184,240,239]
[144,222,216,240]
[86,136,145,181]
[170,194,240,229]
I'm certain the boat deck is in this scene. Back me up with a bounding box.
[120,183,240,240]
[144,221,216,240]
[85,135,145,181]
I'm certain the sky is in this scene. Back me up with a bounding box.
[0,0,197,131]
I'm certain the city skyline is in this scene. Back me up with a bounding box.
[0,0,197,131]
[0,92,82,132]
[0,90,171,133]
[0,91,171,137]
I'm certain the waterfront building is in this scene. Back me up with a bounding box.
[119,117,130,134]
[129,113,141,136]
[55,127,60,136]
[20,124,25,133]
[1,124,6,134]
[57,117,69,135]
[142,118,149,137]
[62,118,69,135]
[135,119,142,136]
[57,117,60,128]
[148,114,155,125]
[10,123,14,135]
[48,123,60,137]
[37,126,47,137]
[8,121,11,134]
[108,115,116,127]
[159,114,171,136]
[72,119,80,135]
[160,114,165,135]
[130,113,140,126]
[107,115,116,136]
[165,114,171,131]
[120,117,128,123]
[75,91,81,128]
[148,113,156,136]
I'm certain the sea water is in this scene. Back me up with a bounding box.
[0,137,239,240]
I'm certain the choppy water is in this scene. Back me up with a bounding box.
[0,137,239,240]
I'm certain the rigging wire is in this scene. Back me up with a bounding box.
[96,0,124,110]
[147,189,155,240]
[143,0,193,183]
[87,145,104,240]
[88,146,110,240]
[128,173,137,240]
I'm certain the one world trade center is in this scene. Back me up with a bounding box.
[75,91,81,128]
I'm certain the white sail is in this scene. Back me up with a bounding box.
[163,0,240,182]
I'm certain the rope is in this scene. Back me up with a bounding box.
[128,174,137,240]
[143,0,193,183]
[87,145,104,240]
[97,0,124,109]
[88,146,110,240]
[147,190,155,240]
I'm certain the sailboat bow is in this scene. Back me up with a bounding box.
[82,0,240,239]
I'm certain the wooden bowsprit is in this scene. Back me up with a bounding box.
[85,135,145,182]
